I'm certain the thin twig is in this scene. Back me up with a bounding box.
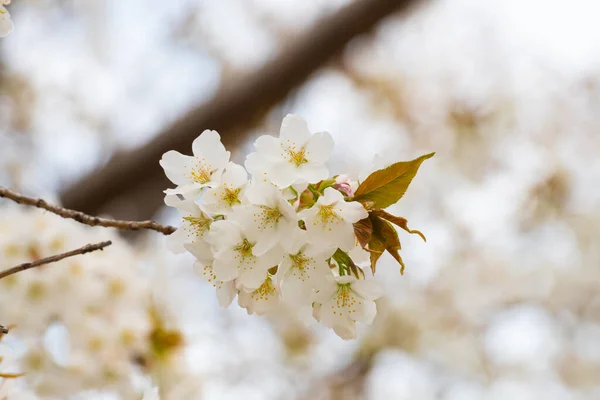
[0,241,112,280]
[0,186,176,235]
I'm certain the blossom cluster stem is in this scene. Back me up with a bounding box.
[0,241,112,280]
[0,186,176,235]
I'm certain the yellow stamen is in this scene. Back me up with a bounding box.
[188,159,214,184]
[233,238,255,261]
[315,204,342,228]
[254,206,283,231]
[250,276,276,301]
[183,214,211,238]
[221,187,242,206]
[281,141,309,167]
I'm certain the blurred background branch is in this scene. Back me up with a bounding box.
[60,0,422,221]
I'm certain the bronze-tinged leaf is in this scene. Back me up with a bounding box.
[353,217,373,249]
[372,216,401,253]
[354,152,434,209]
[372,209,427,242]
[368,215,407,274]
[368,245,384,275]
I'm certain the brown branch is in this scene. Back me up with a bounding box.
[60,0,422,220]
[0,241,112,280]
[0,186,176,235]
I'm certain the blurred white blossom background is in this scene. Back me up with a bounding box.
[1,0,600,399]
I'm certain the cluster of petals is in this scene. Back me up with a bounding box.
[0,208,154,396]
[162,114,383,339]
[0,1,12,38]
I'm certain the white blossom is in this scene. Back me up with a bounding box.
[186,243,237,307]
[0,4,12,38]
[206,220,283,290]
[160,130,230,198]
[299,187,368,252]
[278,230,335,306]
[0,208,153,396]
[312,274,383,339]
[164,194,212,255]
[238,275,280,315]
[230,181,298,255]
[245,114,334,187]
[201,162,247,214]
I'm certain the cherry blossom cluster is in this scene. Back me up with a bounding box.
[0,0,12,37]
[0,207,156,397]
[161,114,430,339]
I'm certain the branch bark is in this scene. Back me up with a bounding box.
[0,241,112,280]
[0,186,175,235]
[60,0,421,220]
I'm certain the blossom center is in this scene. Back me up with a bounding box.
[221,186,242,206]
[316,204,342,227]
[189,159,213,184]
[331,283,361,316]
[283,143,308,167]
[255,206,283,231]
[251,276,276,301]
[183,214,211,237]
[289,252,310,271]
[233,238,255,261]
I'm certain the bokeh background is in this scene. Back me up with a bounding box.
[1,0,600,399]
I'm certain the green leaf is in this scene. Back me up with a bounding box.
[353,217,373,249]
[368,215,406,275]
[354,152,434,209]
[372,209,426,242]
[332,249,364,279]
[317,178,337,192]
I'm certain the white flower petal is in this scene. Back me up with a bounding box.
[245,181,279,206]
[266,161,298,187]
[184,241,213,263]
[215,281,237,307]
[223,162,248,186]
[213,254,240,282]
[237,267,269,291]
[352,279,384,301]
[305,131,334,164]
[354,298,377,324]
[280,114,311,144]
[298,164,329,185]
[160,150,194,186]
[166,226,189,254]
[338,200,369,223]
[253,134,281,155]
[191,130,230,170]
[252,227,281,256]
[0,6,13,38]
[164,183,201,199]
[164,194,200,215]
[329,221,357,252]
[333,322,357,340]
[206,220,242,248]
[322,187,344,204]
[238,276,280,315]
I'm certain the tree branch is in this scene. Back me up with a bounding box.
[60,0,422,220]
[0,186,176,235]
[0,241,113,280]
